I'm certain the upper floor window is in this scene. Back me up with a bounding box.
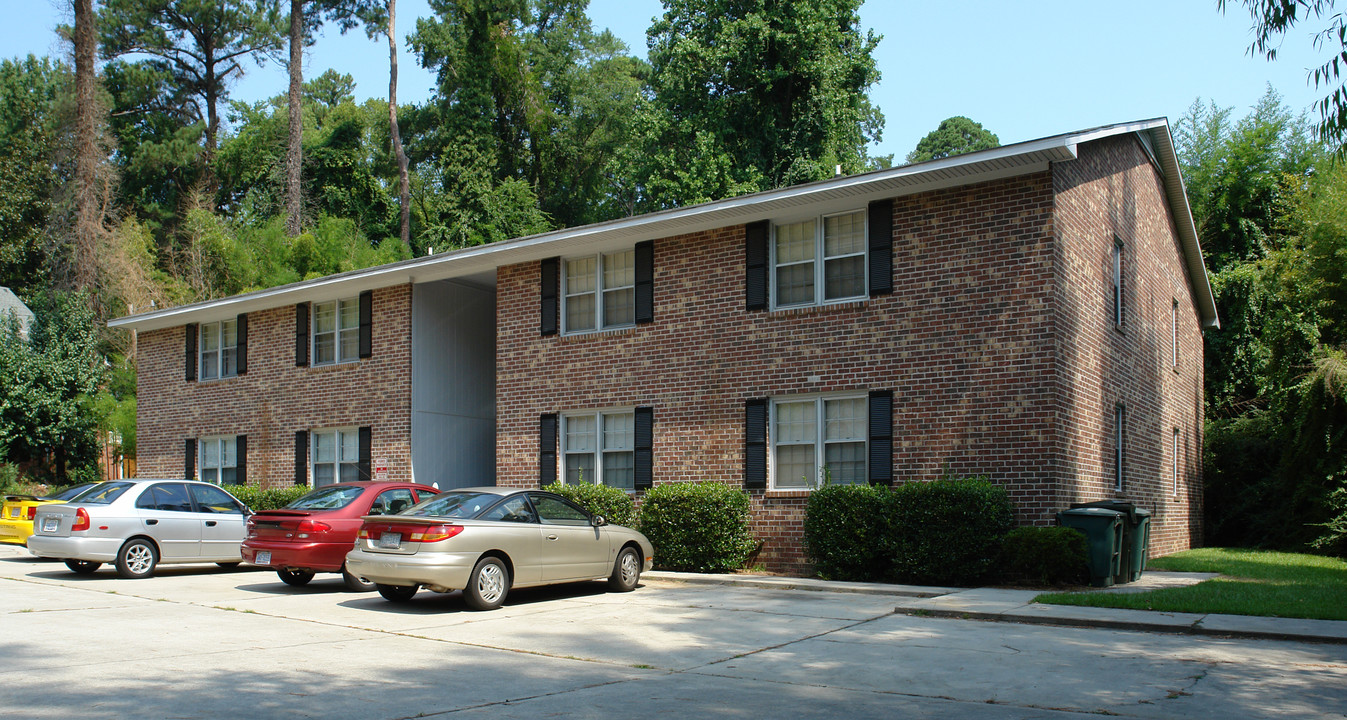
[199,436,237,485]
[313,298,360,365]
[312,428,359,487]
[1172,299,1180,369]
[773,210,867,308]
[1112,238,1125,330]
[562,410,635,489]
[772,394,867,489]
[564,250,635,333]
[199,319,238,380]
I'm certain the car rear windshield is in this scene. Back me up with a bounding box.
[286,485,365,511]
[45,483,96,501]
[73,482,133,505]
[403,492,501,519]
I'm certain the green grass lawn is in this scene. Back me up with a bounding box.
[1034,548,1347,621]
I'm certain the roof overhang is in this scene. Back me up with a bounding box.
[109,118,1218,332]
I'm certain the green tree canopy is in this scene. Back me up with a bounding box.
[0,56,68,295]
[905,116,999,164]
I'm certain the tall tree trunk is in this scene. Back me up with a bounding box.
[73,0,98,290]
[285,0,305,237]
[388,0,410,249]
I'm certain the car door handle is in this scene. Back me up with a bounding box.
[145,519,158,525]
[205,521,217,527]
[547,534,558,541]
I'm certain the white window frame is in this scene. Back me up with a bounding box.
[1172,426,1181,497]
[1172,299,1180,370]
[771,209,868,309]
[198,435,237,485]
[1112,238,1125,330]
[311,298,360,366]
[560,409,636,490]
[311,427,359,488]
[561,250,636,334]
[769,393,868,490]
[1114,405,1126,492]
[198,319,237,381]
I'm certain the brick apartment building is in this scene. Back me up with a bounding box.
[111,118,1218,572]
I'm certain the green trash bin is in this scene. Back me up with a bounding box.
[1056,507,1124,587]
[1071,501,1152,583]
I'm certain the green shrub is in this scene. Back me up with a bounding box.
[638,482,757,572]
[803,484,891,581]
[998,526,1088,586]
[543,482,637,528]
[223,484,311,511]
[885,478,1015,586]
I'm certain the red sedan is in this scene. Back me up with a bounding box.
[242,482,439,590]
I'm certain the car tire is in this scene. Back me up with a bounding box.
[607,546,641,592]
[115,538,158,579]
[64,559,101,575]
[277,568,315,586]
[464,556,509,611]
[216,562,241,570]
[341,563,375,592]
[376,583,418,602]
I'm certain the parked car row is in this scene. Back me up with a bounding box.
[25,479,654,611]
[1,483,101,546]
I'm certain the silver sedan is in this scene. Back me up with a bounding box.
[28,479,250,579]
[345,487,654,610]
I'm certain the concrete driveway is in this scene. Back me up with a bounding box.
[2,546,1345,719]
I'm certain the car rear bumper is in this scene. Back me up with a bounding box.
[344,548,477,590]
[0,519,32,545]
[27,534,123,562]
[241,539,349,572]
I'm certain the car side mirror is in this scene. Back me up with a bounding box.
[591,515,608,527]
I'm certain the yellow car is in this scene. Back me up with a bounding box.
[0,484,98,546]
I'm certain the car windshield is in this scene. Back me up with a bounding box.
[286,485,365,511]
[46,483,96,501]
[403,492,502,519]
[73,482,133,505]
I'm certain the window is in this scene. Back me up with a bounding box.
[199,319,237,380]
[199,436,237,485]
[313,298,360,365]
[1112,239,1125,329]
[562,410,634,489]
[563,250,635,333]
[772,395,867,489]
[531,493,592,526]
[312,428,359,487]
[1172,299,1180,369]
[1173,427,1181,497]
[136,483,194,512]
[190,484,244,514]
[1114,405,1126,492]
[773,210,867,308]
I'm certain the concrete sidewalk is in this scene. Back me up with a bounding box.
[647,569,1347,645]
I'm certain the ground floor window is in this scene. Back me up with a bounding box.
[772,394,867,489]
[312,428,359,487]
[562,410,634,489]
[199,436,237,485]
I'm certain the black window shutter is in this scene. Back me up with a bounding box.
[540,257,559,336]
[634,406,654,490]
[185,324,198,382]
[236,314,248,375]
[295,303,309,367]
[744,398,768,489]
[868,390,894,486]
[185,438,197,480]
[539,413,558,485]
[868,199,894,296]
[358,290,373,358]
[235,434,247,485]
[634,241,654,324]
[294,431,308,486]
[745,221,769,311]
[358,426,372,481]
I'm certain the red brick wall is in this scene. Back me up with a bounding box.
[136,285,414,488]
[1052,135,1205,556]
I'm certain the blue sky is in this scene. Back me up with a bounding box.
[7,0,1330,160]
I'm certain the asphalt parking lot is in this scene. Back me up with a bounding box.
[2,545,1346,720]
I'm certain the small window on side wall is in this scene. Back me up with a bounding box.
[1114,404,1126,492]
[1172,299,1180,369]
[1112,238,1125,330]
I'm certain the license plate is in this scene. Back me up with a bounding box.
[256,551,272,565]
[42,518,58,532]
[378,532,401,549]
[9,508,18,518]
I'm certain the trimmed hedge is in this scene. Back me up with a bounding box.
[638,482,757,572]
[543,482,637,528]
[998,526,1088,586]
[223,484,311,511]
[803,484,891,581]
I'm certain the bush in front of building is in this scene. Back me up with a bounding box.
[543,482,637,528]
[803,484,892,581]
[223,484,310,511]
[886,477,1015,586]
[997,526,1088,586]
[638,482,757,572]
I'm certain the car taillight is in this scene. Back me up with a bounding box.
[411,525,463,543]
[72,508,90,532]
[295,519,331,538]
[26,507,37,520]
[245,517,256,537]
[358,524,463,543]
